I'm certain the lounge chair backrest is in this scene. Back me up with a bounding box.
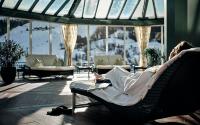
[140,48,200,115]
[94,55,124,65]
[157,51,200,114]
[94,55,109,65]
[26,54,57,67]
[108,55,124,65]
[69,48,200,122]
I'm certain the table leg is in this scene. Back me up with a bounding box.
[72,93,76,115]
[88,68,90,79]
[17,71,19,79]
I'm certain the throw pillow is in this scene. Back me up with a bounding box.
[53,59,58,66]
[33,58,43,67]
[97,59,104,65]
[54,58,64,66]
[114,58,123,65]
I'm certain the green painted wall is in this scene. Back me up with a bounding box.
[187,0,200,46]
[166,0,200,58]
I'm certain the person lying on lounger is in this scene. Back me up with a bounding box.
[93,41,193,106]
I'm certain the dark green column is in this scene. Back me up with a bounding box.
[165,0,188,58]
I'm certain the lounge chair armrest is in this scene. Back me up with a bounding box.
[96,79,111,83]
[23,65,31,70]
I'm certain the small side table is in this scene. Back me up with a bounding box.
[17,68,24,78]
[76,66,93,78]
[70,81,106,115]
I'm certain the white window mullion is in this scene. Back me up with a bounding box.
[87,25,90,65]
[29,20,32,55]
[123,27,127,64]
[106,26,108,55]
[6,17,10,40]
[49,23,52,55]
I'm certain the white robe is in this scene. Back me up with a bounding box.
[91,66,160,106]
[91,48,200,106]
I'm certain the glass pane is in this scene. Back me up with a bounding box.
[89,26,106,65]
[58,0,74,16]
[125,27,139,65]
[2,0,19,9]
[74,0,84,18]
[154,0,164,18]
[0,16,7,41]
[124,27,140,66]
[132,0,145,19]
[32,0,51,13]
[147,26,162,66]
[96,0,112,18]
[120,0,139,19]
[18,0,35,11]
[108,27,124,56]
[45,0,66,15]
[145,0,155,18]
[108,0,126,19]
[73,25,88,65]
[51,23,65,61]
[83,0,98,18]
[32,21,49,54]
[9,17,29,62]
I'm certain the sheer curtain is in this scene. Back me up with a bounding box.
[135,26,151,67]
[62,24,78,66]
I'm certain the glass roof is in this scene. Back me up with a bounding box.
[57,0,74,16]
[45,0,66,15]
[83,0,98,18]
[146,0,155,19]
[120,0,139,19]
[74,0,84,18]
[2,0,18,9]
[32,0,51,13]
[96,0,112,18]
[108,0,126,19]
[132,0,144,19]
[0,0,164,26]
[18,0,35,11]
[154,0,164,18]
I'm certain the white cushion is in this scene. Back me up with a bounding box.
[31,66,75,71]
[26,55,57,67]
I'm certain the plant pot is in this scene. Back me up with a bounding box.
[0,67,16,84]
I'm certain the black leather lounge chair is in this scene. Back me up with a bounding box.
[70,48,200,123]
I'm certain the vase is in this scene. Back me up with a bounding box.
[0,67,16,84]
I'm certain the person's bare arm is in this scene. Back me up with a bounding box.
[94,72,104,80]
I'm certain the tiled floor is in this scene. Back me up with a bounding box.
[0,72,199,125]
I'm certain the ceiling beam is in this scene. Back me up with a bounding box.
[129,0,141,19]
[0,8,164,26]
[142,0,149,18]
[0,0,5,7]
[82,0,86,18]
[28,0,39,12]
[117,0,128,19]
[93,0,100,18]
[152,0,157,18]
[14,0,23,10]
[42,0,55,14]
[54,0,70,16]
[67,0,82,17]
[106,0,114,19]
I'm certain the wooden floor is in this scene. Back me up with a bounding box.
[0,73,200,125]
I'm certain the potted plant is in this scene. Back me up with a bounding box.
[144,48,161,67]
[0,39,24,84]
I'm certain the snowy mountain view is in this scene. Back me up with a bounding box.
[0,19,161,66]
